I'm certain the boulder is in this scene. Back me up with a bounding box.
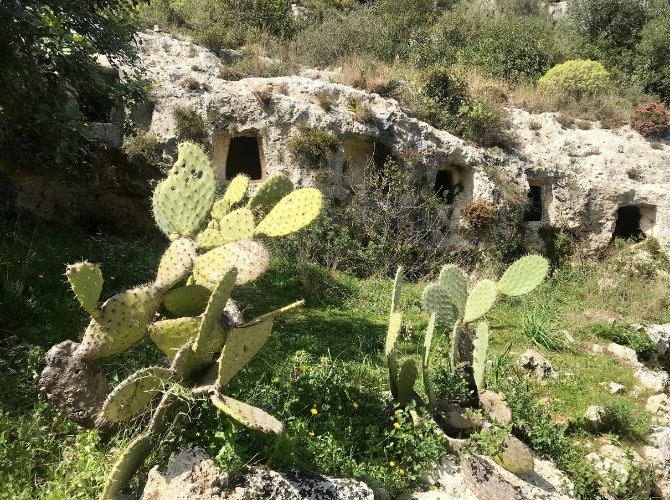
[518,349,557,380]
[632,324,670,357]
[584,405,605,432]
[634,367,669,393]
[647,394,670,424]
[606,343,641,367]
[141,448,374,500]
[608,382,626,395]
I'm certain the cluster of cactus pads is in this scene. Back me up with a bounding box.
[44,143,323,499]
[385,256,549,474]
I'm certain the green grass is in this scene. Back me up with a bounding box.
[1,216,669,498]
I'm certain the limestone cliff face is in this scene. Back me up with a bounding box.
[136,30,670,255]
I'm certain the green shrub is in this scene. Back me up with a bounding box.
[172,106,209,147]
[122,132,167,173]
[635,15,670,102]
[453,101,514,148]
[287,126,339,168]
[599,401,652,442]
[591,323,657,361]
[630,101,669,137]
[538,60,611,98]
[423,66,469,113]
[459,198,497,230]
[460,17,560,83]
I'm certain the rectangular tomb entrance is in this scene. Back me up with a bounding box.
[212,133,266,181]
[613,205,656,241]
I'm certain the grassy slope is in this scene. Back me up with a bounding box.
[1,217,668,498]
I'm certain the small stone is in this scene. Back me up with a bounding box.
[592,344,604,354]
[518,349,557,379]
[584,405,605,431]
[607,342,641,367]
[635,367,669,394]
[609,382,625,394]
[442,403,483,431]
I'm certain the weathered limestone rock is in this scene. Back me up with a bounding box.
[141,448,374,500]
[634,367,669,393]
[584,405,606,432]
[586,444,649,496]
[647,394,670,424]
[608,382,625,395]
[632,324,670,357]
[607,342,642,367]
[519,349,557,380]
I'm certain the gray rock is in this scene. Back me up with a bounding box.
[38,340,109,428]
[584,405,606,432]
[634,367,669,393]
[586,445,648,495]
[647,394,670,424]
[519,349,557,380]
[141,448,374,500]
[608,382,626,395]
[632,324,670,356]
[606,342,642,367]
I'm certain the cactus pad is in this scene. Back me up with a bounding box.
[217,318,274,387]
[463,280,497,323]
[254,188,323,237]
[385,312,403,356]
[494,435,534,473]
[102,367,173,422]
[155,238,197,291]
[66,262,103,317]
[162,285,211,317]
[194,268,237,357]
[101,433,154,500]
[79,286,160,359]
[154,142,216,236]
[247,174,293,210]
[211,392,283,434]
[449,320,463,369]
[212,174,249,218]
[422,283,458,325]
[193,240,270,289]
[152,181,176,236]
[422,313,436,368]
[479,390,512,425]
[148,317,200,358]
[497,255,549,297]
[218,208,255,243]
[397,358,418,404]
[390,266,404,314]
[472,320,489,392]
[438,264,468,315]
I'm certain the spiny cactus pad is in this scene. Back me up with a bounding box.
[493,435,534,473]
[194,268,237,357]
[247,174,293,210]
[218,208,255,243]
[385,312,403,356]
[155,237,197,291]
[254,188,323,237]
[390,266,404,314]
[450,320,463,369]
[472,320,489,392]
[217,318,274,387]
[463,280,497,323]
[423,313,436,368]
[154,142,216,237]
[148,317,200,358]
[152,181,176,236]
[102,367,173,422]
[438,264,468,315]
[397,358,418,404]
[162,285,211,317]
[211,175,249,219]
[79,286,160,359]
[193,240,270,289]
[422,283,458,325]
[497,255,549,297]
[211,392,283,434]
[66,262,103,317]
[101,433,154,500]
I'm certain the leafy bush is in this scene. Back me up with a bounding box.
[591,323,657,361]
[423,66,469,113]
[538,60,611,98]
[454,101,513,148]
[635,15,670,102]
[287,126,339,168]
[598,401,652,442]
[459,198,497,231]
[459,17,560,83]
[122,132,167,173]
[630,101,669,137]
[172,106,208,147]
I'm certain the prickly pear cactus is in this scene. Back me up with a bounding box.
[38,142,325,499]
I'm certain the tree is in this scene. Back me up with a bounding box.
[0,0,146,166]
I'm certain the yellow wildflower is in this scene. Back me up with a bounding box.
[310,408,318,415]
[308,431,315,437]
[352,402,359,409]
[272,377,279,383]
[399,469,405,475]
[389,461,396,467]
[393,422,401,429]
[298,364,306,373]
